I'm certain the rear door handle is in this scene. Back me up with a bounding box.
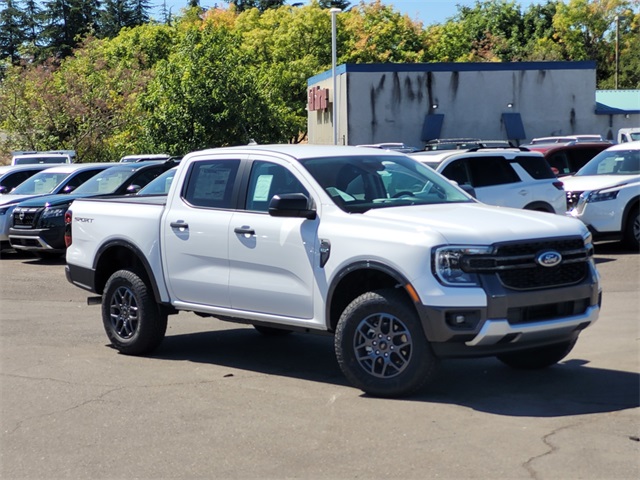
[234,226,255,235]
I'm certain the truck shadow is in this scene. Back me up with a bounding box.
[153,328,639,416]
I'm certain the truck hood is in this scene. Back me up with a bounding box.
[362,202,587,245]
[561,174,640,192]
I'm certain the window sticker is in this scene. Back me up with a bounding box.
[252,174,273,202]
[193,168,232,201]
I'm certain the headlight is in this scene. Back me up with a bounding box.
[0,206,9,215]
[433,246,493,287]
[586,190,619,203]
[41,207,67,219]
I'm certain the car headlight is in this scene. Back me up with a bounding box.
[586,190,619,203]
[41,207,67,219]
[433,246,493,287]
[0,206,9,215]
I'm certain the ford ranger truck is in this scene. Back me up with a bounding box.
[65,145,601,398]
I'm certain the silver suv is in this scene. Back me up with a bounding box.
[409,148,566,214]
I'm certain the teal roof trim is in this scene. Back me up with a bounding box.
[595,90,640,114]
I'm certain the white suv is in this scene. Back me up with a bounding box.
[409,148,566,214]
[563,142,640,250]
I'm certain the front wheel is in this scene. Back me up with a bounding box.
[496,339,576,369]
[102,269,167,355]
[334,289,438,398]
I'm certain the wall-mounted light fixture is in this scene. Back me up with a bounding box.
[507,102,514,108]
[432,104,438,109]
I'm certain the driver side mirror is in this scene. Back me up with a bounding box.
[269,193,316,219]
[0,186,8,194]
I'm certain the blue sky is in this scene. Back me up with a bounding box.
[154,1,543,26]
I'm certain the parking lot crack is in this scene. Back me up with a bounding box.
[522,422,580,479]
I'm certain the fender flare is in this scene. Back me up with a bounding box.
[325,260,413,330]
[93,239,165,304]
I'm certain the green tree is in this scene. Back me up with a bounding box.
[0,0,27,64]
[137,20,289,154]
[341,0,426,63]
[553,0,637,84]
[40,0,101,59]
[0,24,174,160]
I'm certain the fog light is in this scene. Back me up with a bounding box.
[445,310,481,330]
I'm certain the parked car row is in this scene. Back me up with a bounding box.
[403,140,639,250]
[1,141,638,259]
[0,159,177,257]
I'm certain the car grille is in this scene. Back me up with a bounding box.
[566,190,583,210]
[463,237,591,290]
[12,207,43,228]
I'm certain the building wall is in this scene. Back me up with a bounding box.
[307,61,636,147]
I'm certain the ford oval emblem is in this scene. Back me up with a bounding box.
[536,250,562,268]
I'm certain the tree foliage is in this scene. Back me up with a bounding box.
[1,0,639,162]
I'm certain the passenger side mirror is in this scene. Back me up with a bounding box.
[126,184,141,194]
[458,184,476,198]
[62,185,76,193]
[0,186,8,194]
[269,193,316,219]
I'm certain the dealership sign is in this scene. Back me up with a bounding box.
[308,86,329,111]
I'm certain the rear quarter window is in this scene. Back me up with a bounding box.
[513,156,556,179]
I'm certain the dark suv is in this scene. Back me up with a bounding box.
[525,141,611,177]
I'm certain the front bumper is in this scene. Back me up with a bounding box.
[417,261,601,358]
[8,226,66,253]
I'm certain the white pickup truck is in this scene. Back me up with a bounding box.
[65,145,601,397]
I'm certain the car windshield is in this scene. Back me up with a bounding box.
[300,155,471,213]
[73,168,137,195]
[11,171,70,195]
[137,168,176,195]
[576,149,640,176]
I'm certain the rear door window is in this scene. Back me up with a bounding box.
[183,159,240,209]
[466,157,519,187]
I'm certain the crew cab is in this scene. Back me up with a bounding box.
[8,160,175,258]
[65,145,601,397]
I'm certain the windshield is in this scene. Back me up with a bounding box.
[576,148,640,176]
[300,155,472,213]
[137,168,176,195]
[11,171,70,195]
[73,168,137,195]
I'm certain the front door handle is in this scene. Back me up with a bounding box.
[234,226,255,235]
[170,221,189,230]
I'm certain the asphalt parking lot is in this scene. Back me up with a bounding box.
[1,242,638,480]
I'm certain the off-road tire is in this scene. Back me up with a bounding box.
[102,269,167,355]
[335,289,438,398]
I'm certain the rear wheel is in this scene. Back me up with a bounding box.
[623,206,639,251]
[102,269,167,355]
[335,289,438,398]
[496,340,576,369]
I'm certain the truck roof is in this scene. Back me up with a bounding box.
[184,144,409,162]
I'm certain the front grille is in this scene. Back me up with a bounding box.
[566,190,583,210]
[507,298,591,324]
[463,237,591,290]
[12,207,42,228]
